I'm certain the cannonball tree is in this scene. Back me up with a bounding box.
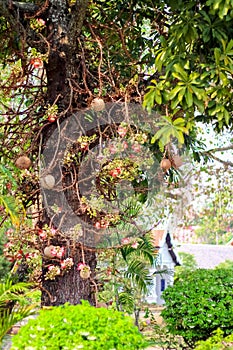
[0,0,233,307]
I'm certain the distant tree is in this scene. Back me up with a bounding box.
[174,252,197,281]
[216,259,233,269]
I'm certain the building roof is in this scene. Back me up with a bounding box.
[177,244,233,269]
[151,229,166,248]
[227,237,233,246]
[151,229,180,266]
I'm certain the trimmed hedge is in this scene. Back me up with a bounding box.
[11,301,148,349]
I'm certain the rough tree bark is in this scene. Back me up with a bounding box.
[1,0,97,306]
[41,0,97,306]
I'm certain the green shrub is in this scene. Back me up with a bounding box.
[161,268,233,347]
[195,328,233,349]
[11,301,148,349]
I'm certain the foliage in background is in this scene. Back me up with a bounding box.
[161,268,233,347]
[11,301,149,350]
[174,252,198,282]
[216,259,233,269]
[189,165,233,244]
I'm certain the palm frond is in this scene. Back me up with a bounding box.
[120,234,158,266]
[118,291,135,314]
[124,260,152,294]
[0,305,35,343]
[0,279,34,306]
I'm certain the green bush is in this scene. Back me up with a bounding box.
[195,328,233,349]
[11,301,148,349]
[161,268,233,347]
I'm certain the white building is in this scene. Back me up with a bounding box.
[146,229,180,305]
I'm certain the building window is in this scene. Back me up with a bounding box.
[161,278,165,291]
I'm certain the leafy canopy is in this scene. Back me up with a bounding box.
[143,0,233,149]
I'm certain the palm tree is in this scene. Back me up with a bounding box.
[97,233,158,327]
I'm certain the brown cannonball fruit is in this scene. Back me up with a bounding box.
[44,245,55,258]
[40,174,55,189]
[160,158,172,171]
[80,269,90,279]
[15,156,31,170]
[91,98,105,112]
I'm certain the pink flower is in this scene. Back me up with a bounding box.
[109,167,121,177]
[48,265,55,271]
[117,126,127,137]
[50,227,57,235]
[4,242,14,248]
[61,258,74,269]
[60,261,66,269]
[39,231,47,240]
[122,141,128,149]
[7,256,15,262]
[6,228,14,235]
[121,237,130,245]
[16,251,23,260]
[56,246,65,258]
[95,222,101,229]
[109,144,117,154]
[131,242,139,249]
[80,142,88,151]
[30,58,43,69]
[77,262,87,271]
[106,267,112,276]
[100,220,109,229]
[50,247,58,256]
[37,18,46,26]
[25,252,35,260]
[132,142,141,153]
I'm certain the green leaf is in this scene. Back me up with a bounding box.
[185,89,193,107]
[155,49,167,72]
[214,47,221,64]
[143,87,156,111]
[173,117,185,126]
[173,64,188,81]
[155,90,162,104]
[178,87,186,102]
[169,85,184,100]
[191,86,206,100]
[0,195,23,227]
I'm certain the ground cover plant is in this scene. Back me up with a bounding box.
[195,328,233,349]
[11,301,149,350]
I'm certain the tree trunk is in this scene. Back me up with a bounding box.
[41,0,96,306]
[41,249,96,306]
